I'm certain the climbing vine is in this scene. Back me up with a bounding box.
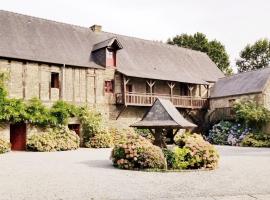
[0,72,81,127]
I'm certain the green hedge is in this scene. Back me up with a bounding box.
[241,133,270,147]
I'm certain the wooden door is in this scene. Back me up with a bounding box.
[68,124,80,136]
[10,123,26,151]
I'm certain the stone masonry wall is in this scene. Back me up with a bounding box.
[209,93,263,110]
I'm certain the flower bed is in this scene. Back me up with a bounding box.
[111,132,219,171]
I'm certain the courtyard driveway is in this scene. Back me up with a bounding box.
[0,146,270,200]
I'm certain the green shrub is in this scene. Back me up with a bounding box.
[111,133,166,170]
[241,133,270,147]
[78,107,104,146]
[85,130,112,148]
[0,138,10,154]
[234,101,270,130]
[162,148,175,169]
[175,133,219,169]
[163,147,192,170]
[27,126,80,152]
[172,147,191,169]
[25,98,52,127]
[50,101,79,125]
[0,98,27,124]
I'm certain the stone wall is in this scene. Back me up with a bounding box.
[209,93,263,110]
[262,79,270,110]
[0,57,206,140]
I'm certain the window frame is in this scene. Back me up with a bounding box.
[51,72,60,89]
[104,80,114,93]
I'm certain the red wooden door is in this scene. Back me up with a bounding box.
[10,123,26,151]
[68,124,80,136]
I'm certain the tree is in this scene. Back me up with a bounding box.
[236,39,270,72]
[168,32,232,75]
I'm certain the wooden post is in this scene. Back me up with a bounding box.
[146,80,156,104]
[206,85,209,97]
[150,128,167,148]
[123,75,130,105]
[167,82,175,103]
[188,85,194,107]
[61,64,65,100]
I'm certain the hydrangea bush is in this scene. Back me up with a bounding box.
[208,121,250,146]
[85,130,112,148]
[111,132,166,170]
[175,133,219,169]
[27,126,80,152]
[0,138,10,154]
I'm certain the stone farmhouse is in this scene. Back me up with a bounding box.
[0,10,224,150]
[209,67,270,131]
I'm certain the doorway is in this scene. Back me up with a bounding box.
[68,124,80,136]
[10,123,26,151]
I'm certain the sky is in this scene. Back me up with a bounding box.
[1,0,270,71]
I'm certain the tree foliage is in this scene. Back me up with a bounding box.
[236,39,270,72]
[168,32,232,75]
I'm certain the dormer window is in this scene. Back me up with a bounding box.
[107,49,116,67]
[91,37,123,68]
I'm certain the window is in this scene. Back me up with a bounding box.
[107,51,113,59]
[229,99,236,107]
[104,80,114,93]
[106,49,116,67]
[51,72,60,88]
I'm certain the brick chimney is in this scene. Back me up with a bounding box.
[90,24,102,32]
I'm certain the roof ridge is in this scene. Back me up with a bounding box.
[218,66,270,81]
[0,9,90,31]
[102,30,207,55]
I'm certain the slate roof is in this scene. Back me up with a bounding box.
[92,37,123,52]
[131,98,197,128]
[0,10,224,84]
[210,67,270,98]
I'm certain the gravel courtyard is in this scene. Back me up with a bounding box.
[0,146,270,200]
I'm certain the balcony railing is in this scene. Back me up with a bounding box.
[209,107,235,123]
[115,92,208,109]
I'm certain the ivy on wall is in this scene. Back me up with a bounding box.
[0,72,81,127]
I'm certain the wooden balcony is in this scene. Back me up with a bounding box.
[209,107,235,123]
[115,92,208,109]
